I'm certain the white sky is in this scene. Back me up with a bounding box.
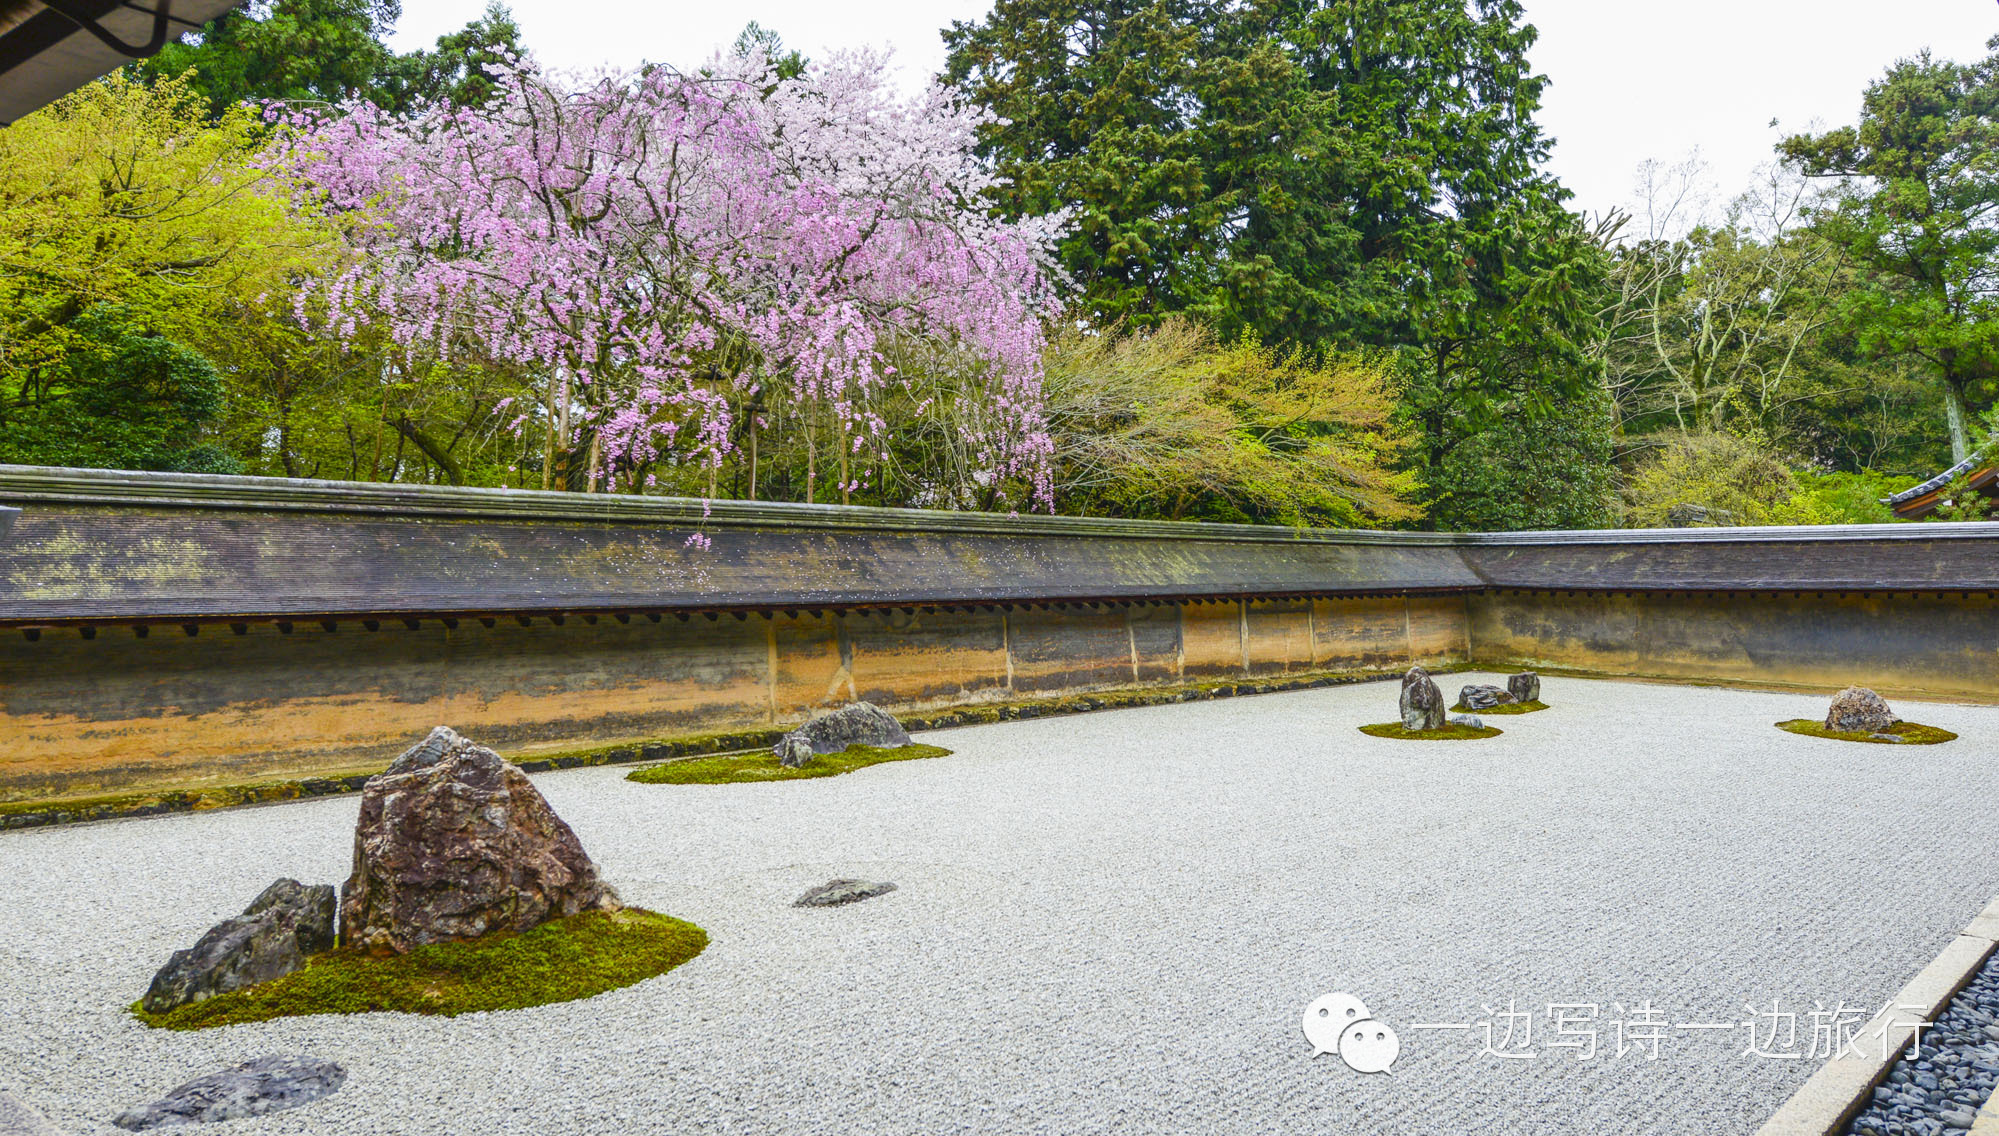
[388,0,1999,225]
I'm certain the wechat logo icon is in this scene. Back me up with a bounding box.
[1302,991,1401,1074]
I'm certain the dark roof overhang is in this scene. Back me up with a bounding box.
[0,0,246,125]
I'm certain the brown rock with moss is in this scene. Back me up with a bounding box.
[340,727,620,955]
[1824,687,1899,733]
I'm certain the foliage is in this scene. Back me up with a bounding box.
[132,908,708,1030]
[1357,722,1503,740]
[135,0,525,116]
[0,75,335,472]
[1781,37,1999,462]
[1038,318,1419,525]
[1622,432,1829,527]
[1423,389,1617,531]
[944,0,1613,525]
[0,307,237,472]
[1774,720,1958,745]
[627,743,952,785]
[285,50,1063,505]
[1788,469,1904,525]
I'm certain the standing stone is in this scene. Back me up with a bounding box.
[113,1056,344,1130]
[774,702,912,763]
[141,879,336,1015]
[1457,684,1516,711]
[1507,672,1541,703]
[1399,667,1446,731]
[0,1091,61,1136]
[341,727,620,955]
[1824,687,1899,733]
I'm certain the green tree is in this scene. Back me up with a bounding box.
[0,306,238,473]
[1781,37,1999,462]
[135,0,524,115]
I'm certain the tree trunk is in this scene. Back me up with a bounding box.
[1944,381,1971,464]
[390,415,465,486]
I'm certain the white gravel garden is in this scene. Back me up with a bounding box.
[4,674,1997,1136]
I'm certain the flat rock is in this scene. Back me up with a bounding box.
[1826,686,1899,733]
[1399,667,1445,731]
[113,1056,344,1130]
[774,703,911,768]
[0,1091,61,1136]
[1507,672,1541,703]
[341,727,619,955]
[1458,684,1516,711]
[793,879,898,907]
[1869,733,1907,743]
[1447,714,1485,729]
[141,878,336,1015]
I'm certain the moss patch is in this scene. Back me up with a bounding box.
[132,909,706,1031]
[628,743,952,785]
[1775,720,1958,745]
[1447,699,1549,716]
[1358,722,1503,741]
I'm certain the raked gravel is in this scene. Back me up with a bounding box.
[4,674,1998,1136]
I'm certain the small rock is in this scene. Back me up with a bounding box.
[793,879,897,908]
[774,702,911,764]
[1457,684,1516,711]
[1869,733,1907,744]
[1942,1107,1976,1129]
[341,727,620,955]
[1399,667,1445,731]
[1507,672,1541,703]
[1447,714,1485,729]
[774,735,815,769]
[141,879,336,1015]
[1826,686,1900,733]
[113,1056,344,1130]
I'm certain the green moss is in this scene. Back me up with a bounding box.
[1447,699,1549,715]
[132,908,706,1030]
[627,743,953,785]
[1358,722,1503,741]
[1775,720,1958,745]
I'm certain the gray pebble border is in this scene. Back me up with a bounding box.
[1847,949,1999,1135]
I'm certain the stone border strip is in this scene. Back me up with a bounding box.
[1973,1078,1999,1135]
[1753,895,1999,1136]
[0,667,1421,831]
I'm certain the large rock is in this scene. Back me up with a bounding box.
[1825,687,1899,733]
[341,727,619,955]
[774,702,911,768]
[1399,667,1445,731]
[1507,672,1541,703]
[1458,684,1516,711]
[113,1056,344,1130]
[141,879,335,1015]
[0,1090,61,1136]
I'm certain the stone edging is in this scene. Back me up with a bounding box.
[1752,896,1999,1136]
[0,668,1414,831]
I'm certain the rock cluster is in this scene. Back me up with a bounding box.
[1458,684,1515,712]
[1826,686,1900,733]
[1399,667,1445,730]
[793,879,898,907]
[114,1056,345,1131]
[341,726,620,954]
[774,702,912,768]
[1845,946,1999,1136]
[141,879,335,1015]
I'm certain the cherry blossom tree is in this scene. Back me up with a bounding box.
[282,49,1064,505]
